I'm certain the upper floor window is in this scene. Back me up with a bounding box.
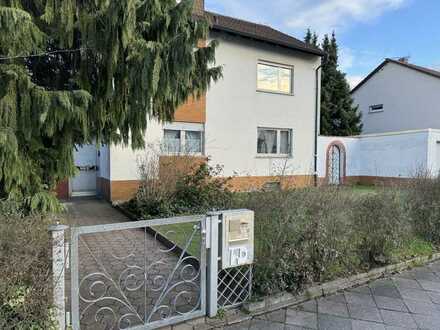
[257,61,293,95]
[369,104,384,113]
[163,129,203,155]
[257,128,292,156]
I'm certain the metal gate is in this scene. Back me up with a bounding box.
[70,215,206,330]
[329,144,342,185]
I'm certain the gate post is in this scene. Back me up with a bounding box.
[48,224,69,330]
[206,212,220,318]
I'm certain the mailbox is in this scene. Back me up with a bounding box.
[221,210,254,269]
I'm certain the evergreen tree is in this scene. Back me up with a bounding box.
[304,28,319,47]
[304,28,313,45]
[312,32,319,47]
[0,0,221,212]
[320,32,362,136]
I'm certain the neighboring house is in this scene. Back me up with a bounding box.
[318,129,440,185]
[58,0,324,201]
[316,58,440,185]
[352,58,440,134]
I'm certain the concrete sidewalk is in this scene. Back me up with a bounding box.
[224,261,440,330]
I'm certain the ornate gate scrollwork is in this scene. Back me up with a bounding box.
[71,217,206,330]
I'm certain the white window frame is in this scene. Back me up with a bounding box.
[256,127,293,158]
[163,123,204,156]
[369,104,384,113]
[257,60,294,95]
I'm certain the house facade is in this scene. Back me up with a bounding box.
[352,58,440,134]
[60,0,323,201]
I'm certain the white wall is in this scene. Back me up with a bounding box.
[318,130,433,179]
[110,119,163,181]
[317,136,360,177]
[206,32,321,177]
[109,120,207,181]
[352,62,440,134]
[427,129,440,176]
[358,131,429,177]
[97,145,110,179]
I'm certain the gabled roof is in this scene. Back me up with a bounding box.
[203,11,324,57]
[351,58,440,93]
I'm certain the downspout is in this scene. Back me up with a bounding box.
[314,62,322,187]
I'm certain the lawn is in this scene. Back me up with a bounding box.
[348,184,378,195]
[151,222,201,258]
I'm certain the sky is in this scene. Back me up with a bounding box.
[205,0,440,88]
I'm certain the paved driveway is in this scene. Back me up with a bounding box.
[225,261,440,330]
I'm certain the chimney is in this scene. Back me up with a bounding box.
[398,57,410,64]
[193,0,205,15]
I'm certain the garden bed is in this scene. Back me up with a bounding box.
[122,162,440,300]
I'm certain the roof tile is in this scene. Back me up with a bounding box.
[203,11,324,57]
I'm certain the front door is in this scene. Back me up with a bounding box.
[71,145,97,197]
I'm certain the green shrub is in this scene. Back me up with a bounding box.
[128,162,233,219]
[0,200,55,329]
[237,188,361,296]
[407,175,440,244]
[235,186,421,297]
[126,169,439,298]
[173,163,233,213]
[353,189,410,266]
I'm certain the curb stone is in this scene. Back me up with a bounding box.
[242,253,440,316]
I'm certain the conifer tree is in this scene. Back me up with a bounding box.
[0,0,221,212]
[304,28,313,45]
[304,28,319,47]
[312,33,319,47]
[313,31,362,136]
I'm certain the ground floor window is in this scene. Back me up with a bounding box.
[257,128,292,156]
[163,127,203,155]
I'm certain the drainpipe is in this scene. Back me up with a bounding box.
[314,62,322,187]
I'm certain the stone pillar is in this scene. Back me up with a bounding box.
[48,224,69,330]
[206,211,220,317]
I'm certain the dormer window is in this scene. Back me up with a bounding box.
[369,104,384,113]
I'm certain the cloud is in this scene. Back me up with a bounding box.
[339,47,355,72]
[347,75,365,89]
[206,0,408,36]
[286,0,407,34]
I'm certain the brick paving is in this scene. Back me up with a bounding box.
[65,198,202,330]
[224,261,440,330]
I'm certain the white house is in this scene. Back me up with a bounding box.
[314,58,440,186]
[352,58,440,134]
[58,0,324,201]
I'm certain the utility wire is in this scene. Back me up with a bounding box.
[0,47,90,61]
